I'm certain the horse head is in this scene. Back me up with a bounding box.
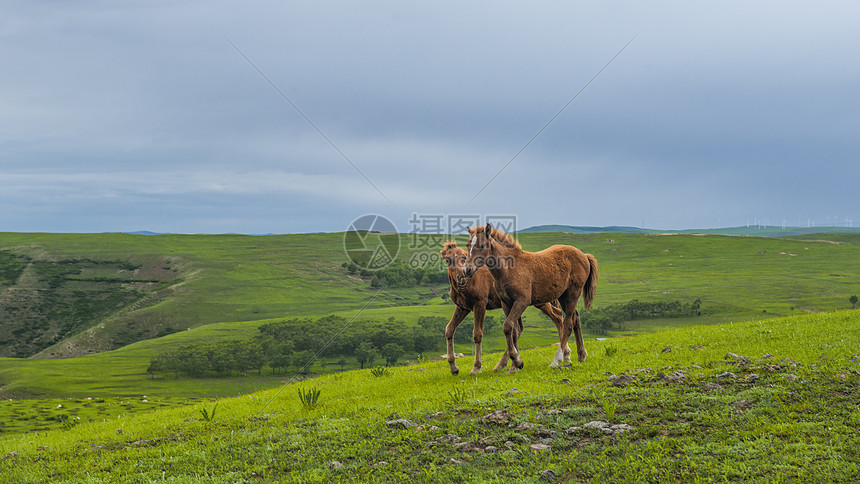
[440,240,469,289]
[463,223,495,278]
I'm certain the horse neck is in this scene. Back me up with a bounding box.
[487,242,519,280]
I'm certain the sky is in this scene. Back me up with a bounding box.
[2,1,858,234]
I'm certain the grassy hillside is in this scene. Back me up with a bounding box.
[1,231,857,360]
[1,310,858,482]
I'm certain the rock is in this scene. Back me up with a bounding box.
[704,382,723,390]
[485,446,498,453]
[387,412,401,420]
[610,424,633,434]
[482,409,510,425]
[507,388,521,395]
[690,345,707,350]
[373,461,388,467]
[538,438,554,445]
[449,458,462,465]
[744,374,760,382]
[454,441,483,452]
[535,428,557,438]
[530,443,551,451]
[385,419,414,429]
[478,437,494,446]
[716,371,738,380]
[662,346,672,353]
[329,461,343,469]
[564,426,582,435]
[785,374,798,381]
[560,378,572,385]
[609,374,636,387]
[762,353,774,359]
[583,420,610,429]
[516,421,538,430]
[732,399,754,410]
[540,469,557,481]
[504,440,517,448]
[725,353,752,366]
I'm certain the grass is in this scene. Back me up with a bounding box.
[1,309,858,482]
[1,231,858,360]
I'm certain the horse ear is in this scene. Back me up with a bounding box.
[484,223,493,237]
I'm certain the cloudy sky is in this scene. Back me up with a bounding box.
[2,1,858,234]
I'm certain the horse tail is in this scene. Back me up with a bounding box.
[583,254,598,311]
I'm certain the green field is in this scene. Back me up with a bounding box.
[0,231,858,480]
[1,310,858,482]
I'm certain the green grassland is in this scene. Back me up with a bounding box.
[0,231,858,437]
[1,310,858,482]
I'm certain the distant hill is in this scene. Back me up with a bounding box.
[517,225,649,234]
[518,225,860,237]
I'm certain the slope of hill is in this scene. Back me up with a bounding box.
[1,310,858,482]
[1,231,858,359]
[519,224,860,237]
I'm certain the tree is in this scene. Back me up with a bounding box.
[354,341,379,369]
[381,343,405,366]
[851,295,858,309]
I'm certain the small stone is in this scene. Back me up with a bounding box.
[507,388,521,395]
[732,399,754,410]
[564,426,582,434]
[516,421,538,430]
[386,412,401,420]
[690,345,707,350]
[449,458,462,465]
[704,382,723,390]
[610,374,636,387]
[540,469,557,480]
[116,429,123,434]
[762,353,774,359]
[329,461,343,469]
[716,371,737,380]
[504,440,516,448]
[385,419,414,429]
[785,374,798,381]
[482,409,510,425]
[530,443,551,451]
[744,374,760,382]
[485,446,498,452]
[610,424,633,434]
[583,420,610,429]
[662,346,672,353]
[535,428,557,438]
[372,461,387,467]
[560,378,572,385]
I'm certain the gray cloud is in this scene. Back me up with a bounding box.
[2,1,858,233]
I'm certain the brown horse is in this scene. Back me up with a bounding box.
[440,241,564,375]
[463,224,598,372]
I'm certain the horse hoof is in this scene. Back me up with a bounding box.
[469,368,481,376]
[451,367,460,375]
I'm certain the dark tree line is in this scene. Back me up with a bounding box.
[147,315,454,379]
[582,298,702,334]
[342,262,448,288]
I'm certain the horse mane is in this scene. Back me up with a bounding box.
[489,227,522,250]
[442,240,458,251]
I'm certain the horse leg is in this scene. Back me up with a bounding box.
[445,306,471,375]
[562,293,587,363]
[493,302,512,371]
[572,307,587,363]
[469,303,486,375]
[503,299,529,373]
[538,301,569,366]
